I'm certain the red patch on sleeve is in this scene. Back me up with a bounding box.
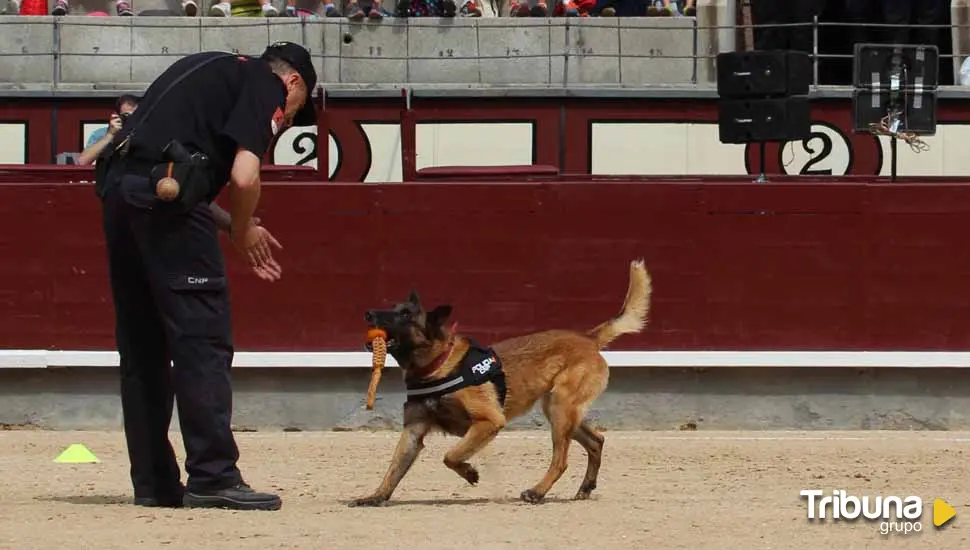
[271,107,284,136]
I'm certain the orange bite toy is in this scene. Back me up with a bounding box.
[366,328,388,409]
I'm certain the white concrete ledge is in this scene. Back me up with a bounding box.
[3,350,970,369]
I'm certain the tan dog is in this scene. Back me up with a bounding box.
[350,259,652,506]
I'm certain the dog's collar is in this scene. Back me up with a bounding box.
[407,322,459,381]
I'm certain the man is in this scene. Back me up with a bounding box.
[749,0,819,55]
[845,0,945,52]
[78,95,139,167]
[94,42,317,511]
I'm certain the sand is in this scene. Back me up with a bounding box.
[0,429,968,550]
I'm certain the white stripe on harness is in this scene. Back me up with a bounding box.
[406,376,466,397]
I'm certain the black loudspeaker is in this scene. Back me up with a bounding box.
[853,43,939,91]
[718,97,812,144]
[852,89,937,135]
[716,50,812,98]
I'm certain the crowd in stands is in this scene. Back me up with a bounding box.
[750,1,954,86]
[1,0,697,18]
[1,0,956,84]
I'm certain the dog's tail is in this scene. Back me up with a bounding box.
[587,259,652,349]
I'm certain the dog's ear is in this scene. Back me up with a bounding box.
[407,289,421,306]
[426,305,452,331]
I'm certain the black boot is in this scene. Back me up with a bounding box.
[134,483,185,508]
[183,482,282,511]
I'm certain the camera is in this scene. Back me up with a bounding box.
[119,112,130,123]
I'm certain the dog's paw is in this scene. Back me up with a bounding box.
[459,464,479,485]
[446,461,479,485]
[348,495,388,507]
[574,480,597,500]
[520,489,545,504]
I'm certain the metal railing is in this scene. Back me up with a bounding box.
[0,16,964,90]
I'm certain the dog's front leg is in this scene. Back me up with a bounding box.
[443,413,506,486]
[349,409,432,507]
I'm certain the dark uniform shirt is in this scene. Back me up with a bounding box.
[121,51,287,201]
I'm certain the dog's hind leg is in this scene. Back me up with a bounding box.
[521,390,583,504]
[572,421,604,500]
[523,359,609,504]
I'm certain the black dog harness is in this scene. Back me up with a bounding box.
[405,339,507,406]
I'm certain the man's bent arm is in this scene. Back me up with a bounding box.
[228,147,262,239]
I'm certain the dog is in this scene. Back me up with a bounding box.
[350,259,652,506]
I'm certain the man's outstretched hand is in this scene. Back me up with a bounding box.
[231,223,283,282]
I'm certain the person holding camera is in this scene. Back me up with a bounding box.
[78,95,139,166]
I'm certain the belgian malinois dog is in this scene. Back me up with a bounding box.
[350,259,651,506]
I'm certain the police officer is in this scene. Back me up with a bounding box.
[95,41,317,511]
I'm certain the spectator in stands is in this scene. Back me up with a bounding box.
[209,0,300,16]
[647,0,694,16]
[511,0,585,16]
[77,95,139,167]
[509,0,547,15]
[749,0,818,55]
[51,0,133,15]
[344,0,392,18]
[591,0,647,17]
[550,0,594,16]
[388,0,482,16]
[846,0,945,52]
[4,0,19,14]
[283,0,340,16]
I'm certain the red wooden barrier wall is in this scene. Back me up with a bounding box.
[2,179,970,352]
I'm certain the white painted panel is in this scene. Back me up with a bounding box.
[416,122,533,170]
[941,125,970,176]
[877,133,943,177]
[685,123,747,175]
[876,124,970,177]
[0,122,27,165]
[591,122,747,176]
[361,123,403,183]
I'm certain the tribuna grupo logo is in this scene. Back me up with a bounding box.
[800,489,956,536]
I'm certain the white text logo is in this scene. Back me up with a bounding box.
[471,357,495,375]
[800,489,923,536]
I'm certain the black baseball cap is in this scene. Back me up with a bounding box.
[261,41,318,127]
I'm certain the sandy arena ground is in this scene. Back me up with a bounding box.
[1,429,969,550]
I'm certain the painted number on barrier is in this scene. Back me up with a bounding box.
[800,132,834,175]
[648,48,663,57]
[369,46,383,57]
[92,46,100,54]
[292,131,317,166]
[21,46,28,54]
[439,49,455,58]
[577,47,594,56]
[231,48,240,54]
[506,47,521,57]
[161,46,169,54]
